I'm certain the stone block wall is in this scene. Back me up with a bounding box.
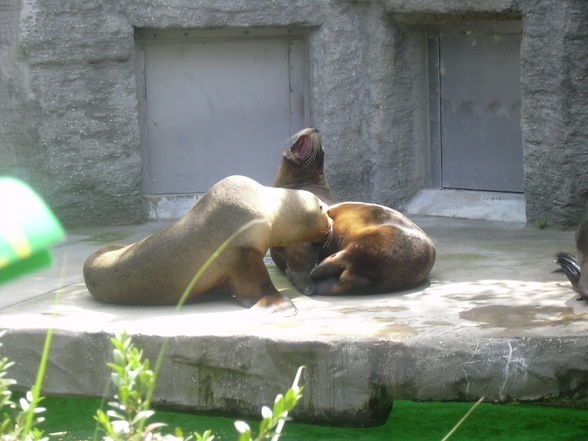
[520,0,588,226]
[0,0,586,227]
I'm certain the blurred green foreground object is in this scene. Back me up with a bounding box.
[0,177,65,284]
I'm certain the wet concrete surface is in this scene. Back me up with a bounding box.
[0,216,586,426]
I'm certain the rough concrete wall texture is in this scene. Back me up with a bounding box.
[0,0,145,226]
[521,0,588,227]
[0,0,41,187]
[0,0,586,226]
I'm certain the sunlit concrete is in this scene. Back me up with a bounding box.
[0,217,586,426]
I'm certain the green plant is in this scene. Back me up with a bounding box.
[94,332,162,441]
[94,332,304,441]
[440,396,484,441]
[233,366,304,441]
[0,329,53,441]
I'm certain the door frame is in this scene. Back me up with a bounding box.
[426,20,523,192]
[134,27,310,196]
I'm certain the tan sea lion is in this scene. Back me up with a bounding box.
[83,175,331,314]
[310,202,436,295]
[271,128,436,295]
[271,128,335,294]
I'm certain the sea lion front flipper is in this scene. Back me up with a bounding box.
[229,247,296,315]
[252,294,297,316]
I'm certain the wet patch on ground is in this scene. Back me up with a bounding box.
[460,305,588,328]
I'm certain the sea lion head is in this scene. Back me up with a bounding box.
[271,188,332,247]
[274,128,326,188]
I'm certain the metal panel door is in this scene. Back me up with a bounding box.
[136,30,307,194]
[430,22,523,193]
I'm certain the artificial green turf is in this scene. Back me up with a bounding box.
[38,397,587,441]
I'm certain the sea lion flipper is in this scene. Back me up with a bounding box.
[555,252,581,287]
[252,294,297,316]
[310,253,346,295]
[310,253,344,279]
[227,247,297,314]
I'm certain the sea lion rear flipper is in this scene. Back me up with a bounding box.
[555,252,581,287]
[310,252,346,295]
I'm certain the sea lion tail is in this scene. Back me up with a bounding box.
[554,252,581,288]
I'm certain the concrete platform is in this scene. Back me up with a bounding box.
[0,217,587,427]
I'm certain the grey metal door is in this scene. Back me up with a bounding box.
[428,21,524,193]
[136,29,308,195]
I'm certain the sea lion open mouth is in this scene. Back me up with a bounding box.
[282,128,324,168]
[291,135,313,161]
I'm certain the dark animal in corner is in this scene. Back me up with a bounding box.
[555,210,588,301]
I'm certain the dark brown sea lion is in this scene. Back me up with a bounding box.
[271,128,336,294]
[273,128,334,204]
[271,128,436,295]
[310,202,436,295]
[555,207,588,301]
[83,175,331,314]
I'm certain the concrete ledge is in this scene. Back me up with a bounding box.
[406,189,527,223]
[0,217,586,426]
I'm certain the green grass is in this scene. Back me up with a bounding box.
[38,397,587,441]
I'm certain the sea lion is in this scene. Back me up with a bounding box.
[555,207,588,301]
[271,128,436,296]
[83,175,331,313]
[270,128,335,294]
[310,202,436,295]
[272,128,334,204]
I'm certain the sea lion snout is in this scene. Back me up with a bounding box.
[282,128,323,166]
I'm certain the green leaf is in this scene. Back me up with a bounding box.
[234,420,251,435]
[132,410,155,424]
[194,430,215,441]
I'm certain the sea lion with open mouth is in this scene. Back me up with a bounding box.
[271,128,335,294]
[271,128,436,295]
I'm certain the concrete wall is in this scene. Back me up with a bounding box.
[0,0,586,227]
[520,0,588,226]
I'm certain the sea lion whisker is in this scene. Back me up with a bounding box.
[303,139,320,168]
[322,224,334,248]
